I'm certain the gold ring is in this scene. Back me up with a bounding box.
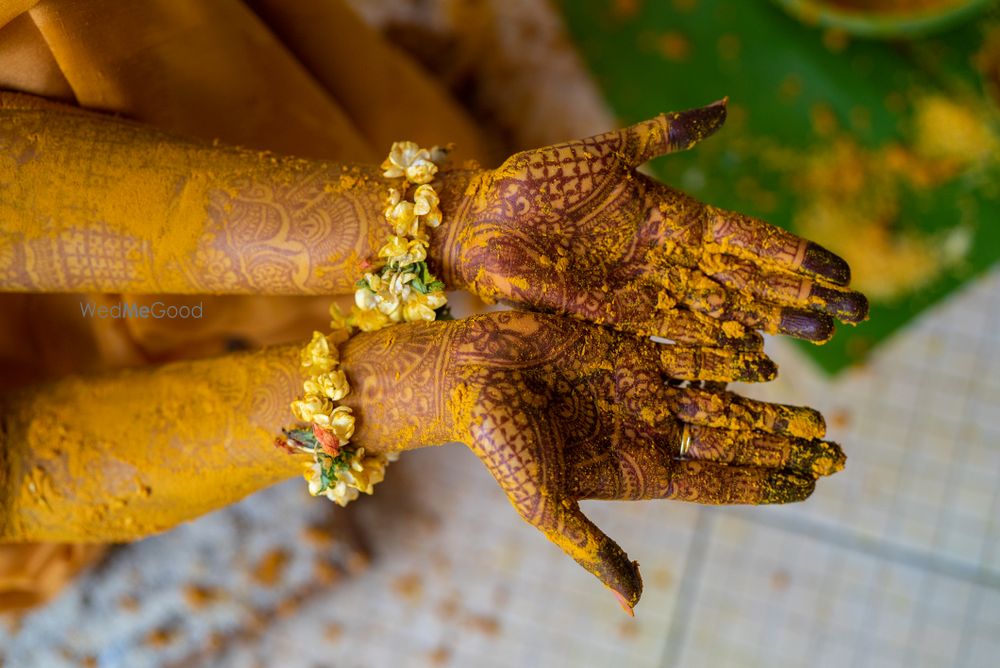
[679,424,691,457]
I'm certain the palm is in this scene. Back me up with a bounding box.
[447,102,868,346]
[444,312,842,611]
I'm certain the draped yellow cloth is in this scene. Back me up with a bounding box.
[0,0,488,611]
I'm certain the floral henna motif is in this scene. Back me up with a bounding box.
[438,101,869,344]
[192,168,381,294]
[338,311,844,611]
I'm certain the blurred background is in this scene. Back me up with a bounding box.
[2,0,999,666]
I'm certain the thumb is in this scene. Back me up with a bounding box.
[536,497,643,614]
[615,99,728,167]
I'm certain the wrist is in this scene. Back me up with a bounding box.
[427,168,484,290]
[337,321,459,455]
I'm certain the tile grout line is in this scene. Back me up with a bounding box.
[730,508,1000,589]
[658,508,714,668]
[953,281,1000,668]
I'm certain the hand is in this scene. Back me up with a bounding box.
[340,311,844,611]
[434,101,868,345]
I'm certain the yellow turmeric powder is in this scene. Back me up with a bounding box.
[1,311,843,613]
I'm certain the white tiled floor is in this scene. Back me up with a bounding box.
[680,513,984,668]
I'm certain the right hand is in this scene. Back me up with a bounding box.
[340,311,844,611]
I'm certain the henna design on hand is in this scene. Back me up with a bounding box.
[338,311,844,611]
[437,101,869,344]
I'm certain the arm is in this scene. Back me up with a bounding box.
[2,94,865,346]
[0,310,461,542]
[0,343,303,542]
[0,91,472,295]
[1,311,843,612]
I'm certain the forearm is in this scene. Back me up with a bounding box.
[0,92,467,295]
[0,344,303,542]
[0,317,465,541]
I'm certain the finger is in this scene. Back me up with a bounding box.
[703,205,853,286]
[664,460,816,505]
[537,499,643,613]
[677,271,836,342]
[468,396,643,612]
[649,310,764,351]
[657,345,777,383]
[663,386,826,440]
[599,99,728,168]
[567,280,764,350]
[682,425,845,479]
[574,452,816,504]
[701,253,869,324]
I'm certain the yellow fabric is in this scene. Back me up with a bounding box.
[28,0,375,160]
[0,0,486,612]
[246,0,490,164]
[0,11,73,101]
[0,542,103,612]
[0,0,39,31]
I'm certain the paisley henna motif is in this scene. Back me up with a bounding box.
[194,170,373,294]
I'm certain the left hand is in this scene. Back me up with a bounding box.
[434,101,868,346]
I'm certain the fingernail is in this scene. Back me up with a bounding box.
[819,443,847,476]
[802,242,851,285]
[720,327,764,351]
[668,102,728,150]
[778,309,834,342]
[810,286,870,323]
[773,407,826,440]
[762,472,815,504]
[790,440,847,478]
[612,590,635,617]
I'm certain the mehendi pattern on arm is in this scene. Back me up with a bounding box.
[0,105,421,295]
[193,168,375,294]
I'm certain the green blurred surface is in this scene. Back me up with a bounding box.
[771,0,993,38]
[561,0,1000,374]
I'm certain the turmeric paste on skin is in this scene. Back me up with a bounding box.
[2,94,866,347]
[0,0,491,611]
[0,90,468,296]
[1,311,842,611]
[0,344,303,542]
[0,90,866,609]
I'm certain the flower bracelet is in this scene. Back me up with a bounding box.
[276,142,451,506]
